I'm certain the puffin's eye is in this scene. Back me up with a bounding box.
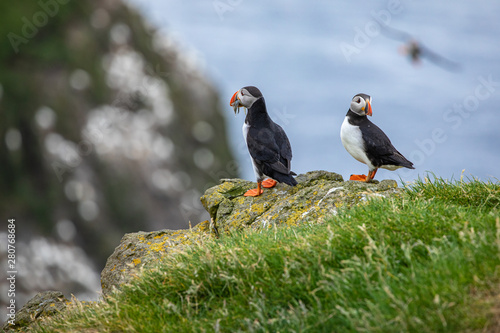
[355,97,361,103]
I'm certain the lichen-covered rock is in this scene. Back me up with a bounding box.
[2,291,68,332]
[100,221,212,296]
[100,171,400,295]
[200,170,400,232]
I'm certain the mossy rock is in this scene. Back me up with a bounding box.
[200,170,400,232]
[100,221,212,296]
[2,291,68,332]
[100,171,400,295]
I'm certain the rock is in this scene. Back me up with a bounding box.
[2,291,68,332]
[100,171,400,295]
[100,221,212,296]
[200,171,400,232]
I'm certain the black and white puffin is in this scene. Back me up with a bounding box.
[230,86,297,196]
[340,93,414,182]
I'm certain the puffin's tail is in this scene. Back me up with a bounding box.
[397,156,415,170]
[402,161,415,169]
[273,172,298,186]
[391,151,415,169]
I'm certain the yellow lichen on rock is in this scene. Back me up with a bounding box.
[201,171,400,233]
[100,222,212,296]
[100,171,400,296]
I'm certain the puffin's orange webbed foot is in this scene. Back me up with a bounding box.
[262,179,277,188]
[349,174,367,181]
[244,182,263,197]
[244,188,263,197]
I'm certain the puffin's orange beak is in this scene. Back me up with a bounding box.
[230,90,241,114]
[366,99,372,116]
[230,91,238,106]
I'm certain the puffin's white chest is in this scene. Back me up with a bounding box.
[242,122,263,179]
[340,117,374,169]
[242,121,250,144]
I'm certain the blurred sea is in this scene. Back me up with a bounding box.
[128,0,500,183]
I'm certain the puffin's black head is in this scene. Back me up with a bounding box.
[229,86,263,114]
[350,93,372,116]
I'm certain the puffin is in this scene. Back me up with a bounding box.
[340,93,414,182]
[229,86,297,197]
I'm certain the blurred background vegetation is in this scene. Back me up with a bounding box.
[0,0,237,307]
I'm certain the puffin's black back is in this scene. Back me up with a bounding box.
[347,110,414,169]
[245,91,297,186]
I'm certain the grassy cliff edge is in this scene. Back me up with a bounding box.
[31,176,500,332]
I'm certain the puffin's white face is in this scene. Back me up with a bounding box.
[350,94,373,116]
[237,88,259,108]
[230,87,261,114]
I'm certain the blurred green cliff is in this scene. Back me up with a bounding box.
[0,0,238,267]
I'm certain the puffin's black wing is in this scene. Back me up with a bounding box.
[246,123,291,174]
[273,123,294,172]
[360,121,414,169]
[246,122,297,184]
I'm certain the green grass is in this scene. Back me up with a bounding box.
[34,176,500,332]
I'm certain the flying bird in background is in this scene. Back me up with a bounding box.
[379,23,461,72]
